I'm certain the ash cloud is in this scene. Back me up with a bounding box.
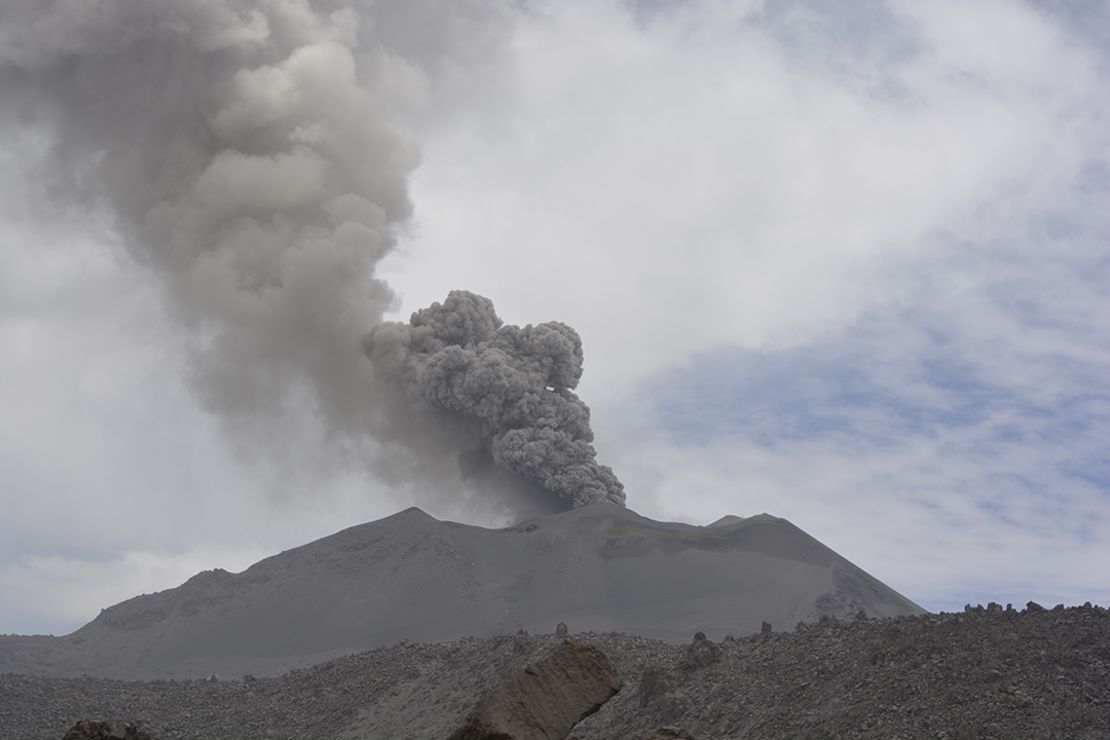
[0,0,622,515]
[367,291,625,508]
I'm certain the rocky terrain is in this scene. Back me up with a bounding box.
[1,603,1107,740]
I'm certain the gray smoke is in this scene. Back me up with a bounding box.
[0,1,623,514]
[367,291,626,508]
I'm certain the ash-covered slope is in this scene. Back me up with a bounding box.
[0,504,922,679]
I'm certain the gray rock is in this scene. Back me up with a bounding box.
[681,633,720,670]
[62,720,151,740]
[448,640,622,740]
[638,667,668,708]
[645,727,697,739]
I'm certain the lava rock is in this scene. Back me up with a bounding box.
[448,640,622,740]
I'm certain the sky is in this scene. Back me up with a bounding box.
[1,0,1108,635]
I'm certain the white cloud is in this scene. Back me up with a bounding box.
[610,413,1110,613]
[0,547,266,635]
[0,211,404,633]
[2,0,1109,632]
[379,0,1110,611]
[381,0,1104,393]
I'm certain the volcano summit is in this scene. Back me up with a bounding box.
[0,503,922,680]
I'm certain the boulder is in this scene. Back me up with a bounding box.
[680,632,720,670]
[448,640,622,740]
[62,720,151,740]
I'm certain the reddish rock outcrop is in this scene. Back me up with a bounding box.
[449,640,622,740]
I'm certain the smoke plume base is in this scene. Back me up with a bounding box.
[367,291,625,509]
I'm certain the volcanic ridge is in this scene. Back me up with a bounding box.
[0,504,922,680]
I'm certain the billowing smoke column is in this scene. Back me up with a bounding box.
[0,0,623,515]
[0,0,423,431]
[367,291,625,508]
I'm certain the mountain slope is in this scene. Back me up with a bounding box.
[0,503,923,679]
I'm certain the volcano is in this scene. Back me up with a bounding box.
[0,504,923,679]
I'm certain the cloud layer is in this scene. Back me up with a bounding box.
[2,0,1109,631]
[385,0,1110,613]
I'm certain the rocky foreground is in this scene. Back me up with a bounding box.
[1,604,1107,740]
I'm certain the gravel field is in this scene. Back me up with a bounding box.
[2,604,1107,740]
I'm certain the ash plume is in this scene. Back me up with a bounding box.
[0,0,622,515]
[367,291,626,508]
